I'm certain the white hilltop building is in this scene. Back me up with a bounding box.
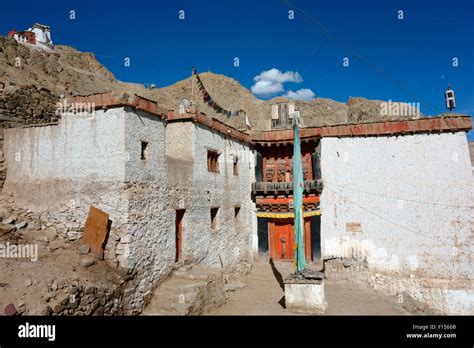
[8,23,53,51]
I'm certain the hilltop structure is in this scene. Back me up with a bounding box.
[8,23,53,51]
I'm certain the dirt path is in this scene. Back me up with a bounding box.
[208,260,408,315]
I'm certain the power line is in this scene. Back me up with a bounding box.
[296,37,329,72]
[281,0,443,115]
[323,180,474,208]
[325,186,474,256]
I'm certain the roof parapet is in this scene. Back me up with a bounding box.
[68,92,253,144]
[68,92,168,119]
[68,92,471,146]
[253,115,472,144]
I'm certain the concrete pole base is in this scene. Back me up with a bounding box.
[284,278,327,314]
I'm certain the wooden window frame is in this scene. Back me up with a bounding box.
[207,150,220,173]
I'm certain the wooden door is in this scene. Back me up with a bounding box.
[269,218,312,261]
[175,209,185,262]
[272,219,294,259]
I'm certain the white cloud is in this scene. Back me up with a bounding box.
[253,68,303,84]
[284,88,316,100]
[251,68,303,96]
[250,80,284,95]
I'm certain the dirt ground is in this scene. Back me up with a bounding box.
[208,259,412,315]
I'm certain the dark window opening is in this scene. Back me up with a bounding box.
[234,206,241,220]
[141,141,149,160]
[233,157,239,176]
[210,207,219,230]
[207,150,220,173]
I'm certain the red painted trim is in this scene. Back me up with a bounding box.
[69,92,252,144]
[253,116,472,142]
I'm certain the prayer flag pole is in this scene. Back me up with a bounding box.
[292,110,306,272]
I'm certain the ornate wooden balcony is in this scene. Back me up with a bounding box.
[251,179,323,195]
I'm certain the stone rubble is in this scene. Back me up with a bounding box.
[0,191,128,316]
[0,192,86,243]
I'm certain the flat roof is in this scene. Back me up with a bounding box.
[69,92,472,146]
[69,92,253,144]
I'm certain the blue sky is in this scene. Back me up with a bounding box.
[1,0,473,136]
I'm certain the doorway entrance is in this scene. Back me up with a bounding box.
[175,209,185,262]
[268,218,312,261]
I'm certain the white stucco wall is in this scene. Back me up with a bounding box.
[320,132,474,313]
[4,109,126,182]
[3,109,129,219]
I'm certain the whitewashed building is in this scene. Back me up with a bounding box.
[3,92,256,313]
[2,90,473,314]
[8,23,53,51]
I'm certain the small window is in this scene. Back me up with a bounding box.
[210,207,219,230]
[141,141,148,160]
[233,157,239,176]
[207,150,220,173]
[234,206,240,220]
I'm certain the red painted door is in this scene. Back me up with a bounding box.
[269,218,312,261]
[273,220,294,259]
[175,209,185,262]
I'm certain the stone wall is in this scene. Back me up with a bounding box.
[0,85,59,128]
[189,123,256,269]
[46,282,124,316]
[3,108,130,244]
[2,106,256,314]
[320,132,473,314]
[116,114,255,313]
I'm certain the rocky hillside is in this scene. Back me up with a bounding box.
[0,35,423,131]
[142,72,350,130]
[0,36,142,97]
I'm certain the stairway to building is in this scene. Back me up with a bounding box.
[142,264,227,315]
